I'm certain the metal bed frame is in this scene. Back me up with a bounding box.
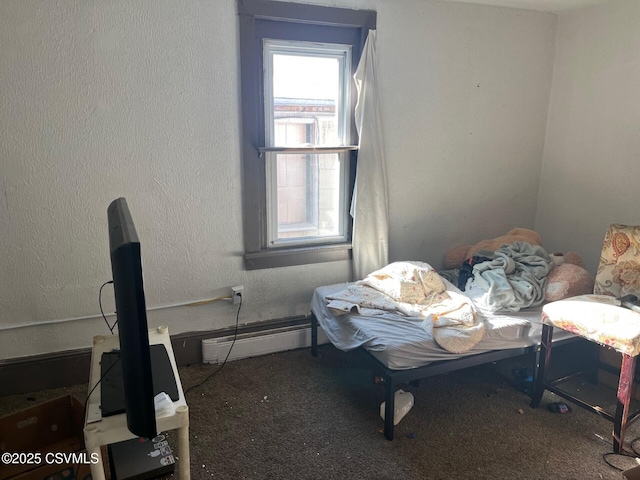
[310,312,574,441]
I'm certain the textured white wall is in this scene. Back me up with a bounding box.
[378,0,556,265]
[0,0,557,360]
[536,0,640,274]
[445,0,609,14]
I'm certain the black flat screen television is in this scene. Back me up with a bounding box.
[107,197,157,439]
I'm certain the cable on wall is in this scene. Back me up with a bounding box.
[183,293,243,395]
[0,292,235,332]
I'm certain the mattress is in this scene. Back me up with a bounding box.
[311,282,574,370]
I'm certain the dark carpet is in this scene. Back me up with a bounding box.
[2,344,640,479]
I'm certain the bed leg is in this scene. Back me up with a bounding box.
[384,376,395,441]
[311,313,318,357]
[530,323,553,408]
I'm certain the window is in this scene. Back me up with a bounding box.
[264,40,351,247]
[238,0,376,269]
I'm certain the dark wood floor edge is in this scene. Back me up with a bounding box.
[0,315,311,397]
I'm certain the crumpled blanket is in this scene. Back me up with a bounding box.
[323,283,399,317]
[326,261,448,316]
[469,241,552,313]
[421,297,485,354]
[325,261,485,353]
[360,260,451,306]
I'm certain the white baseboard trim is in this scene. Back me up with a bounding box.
[201,324,329,364]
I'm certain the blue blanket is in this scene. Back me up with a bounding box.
[469,241,553,313]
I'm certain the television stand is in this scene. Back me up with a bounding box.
[100,344,180,417]
[84,326,190,480]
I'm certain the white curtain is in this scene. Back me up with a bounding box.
[351,29,389,280]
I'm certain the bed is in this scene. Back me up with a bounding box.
[309,259,577,441]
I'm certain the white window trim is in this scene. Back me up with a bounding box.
[263,40,352,248]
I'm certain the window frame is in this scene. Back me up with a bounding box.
[238,0,376,270]
[263,39,352,248]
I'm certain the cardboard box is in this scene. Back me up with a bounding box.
[623,464,640,479]
[0,395,105,480]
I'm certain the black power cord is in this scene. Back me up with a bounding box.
[78,356,121,479]
[99,280,116,334]
[184,294,243,395]
[602,436,640,470]
[75,281,117,478]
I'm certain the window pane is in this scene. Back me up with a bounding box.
[272,54,341,147]
[263,40,351,247]
[268,152,346,244]
[264,40,350,149]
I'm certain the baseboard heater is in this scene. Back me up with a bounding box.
[202,324,329,364]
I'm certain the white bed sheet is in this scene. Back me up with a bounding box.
[311,283,574,370]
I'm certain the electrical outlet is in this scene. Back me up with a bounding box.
[231,285,244,305]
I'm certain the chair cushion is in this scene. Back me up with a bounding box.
[542,294,640,356]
